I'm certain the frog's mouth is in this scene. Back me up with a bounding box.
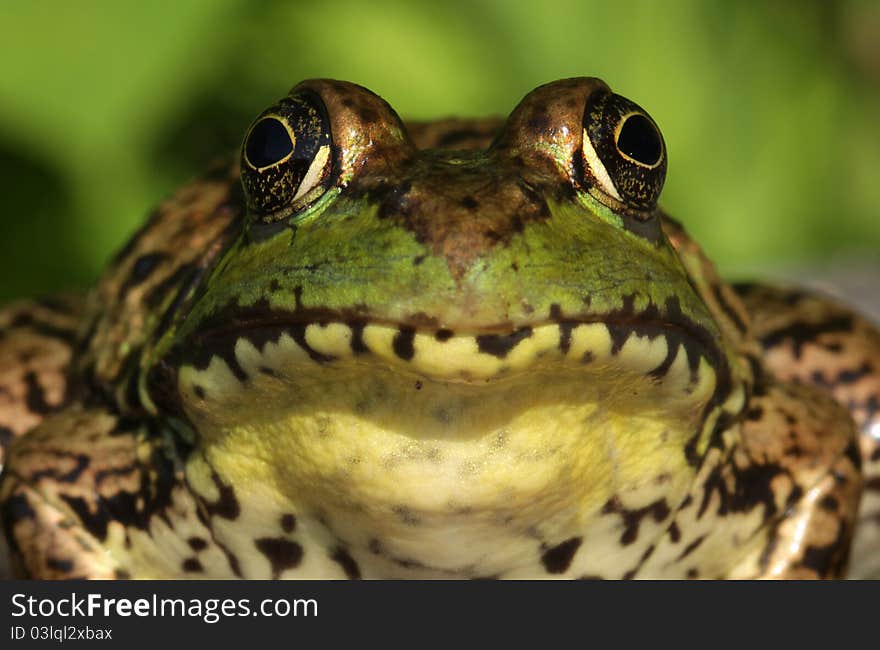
[171,302,727,394]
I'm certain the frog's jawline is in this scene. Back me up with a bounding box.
[179,306,725,384]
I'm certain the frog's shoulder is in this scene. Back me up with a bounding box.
[84,160,246,404]
[0,403,231,579]
[0,294,85,466]
[734,282,880,577]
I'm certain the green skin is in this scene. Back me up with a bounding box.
[0,78,877,580]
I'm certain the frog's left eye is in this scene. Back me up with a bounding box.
[580,90,666,212]
[241,91,334,220]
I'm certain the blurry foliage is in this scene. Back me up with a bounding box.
[0,0,878,301]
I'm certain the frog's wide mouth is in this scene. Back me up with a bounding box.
[174,304,726,389]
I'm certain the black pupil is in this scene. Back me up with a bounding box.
[246,118,293,168]
[616,114,661,166]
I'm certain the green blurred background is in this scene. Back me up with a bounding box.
[0,0,878,305]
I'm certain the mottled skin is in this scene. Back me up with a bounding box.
[0,78,877,579]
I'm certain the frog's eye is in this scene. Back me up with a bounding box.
[241,91,334,220]
[580,90,666,212]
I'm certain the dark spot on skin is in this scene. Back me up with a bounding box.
[115,569,132,579]
[686,568,699,579]
[188,537,208,551]
[460,195,479,210]
[392,505,420,526]
[392,326,416,361]
[511,215,524,232]
[23,371,52,414]
[746,406,764,421]
[0,425,13,448]
[476,327,532,358]
[182,558,204,573]
[357,106,379,125]
[331,547,362,579]
[46,557,74,573]
[414,381,422,390]
[811,361,874,390]
[819,495,839,512]
[121,347,145,410]
[9,312,78,344]
[800,520,851,577]
[121,252,166,293]
[697,459,784,521]
[368,538,382,554]
[349,321,369,355]
[280,513,297,533]
[760,316,854,358]
[1,492,36,551]
[603,496,671,546]
[676,535,706,561]
[435,329,454,341]
[711,283,747,334]
[668,521,681,543]
[844,440,861,472]
[286,323,337,364]
[29,451,90,484]
[255,537,303,578]
[203,472,241,520]
[527,111,551,133]
[541,537,583,574]
[193,385,206,400]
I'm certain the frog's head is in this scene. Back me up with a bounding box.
[145,79,742,564]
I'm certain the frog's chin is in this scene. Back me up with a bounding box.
[180,340,713,578]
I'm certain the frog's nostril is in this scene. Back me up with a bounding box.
[245,118,294,169]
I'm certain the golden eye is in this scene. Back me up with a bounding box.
[580,90,666,212]
[241,91,334,221]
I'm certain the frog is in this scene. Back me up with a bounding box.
[1,77,878,579]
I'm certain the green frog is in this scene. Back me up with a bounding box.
[1,78,878,579]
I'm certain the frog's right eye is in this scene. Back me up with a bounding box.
[580,89,666,214]
[241,92,334,221]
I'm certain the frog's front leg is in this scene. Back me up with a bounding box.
[0,404,236,579]
[726,380,862,578]
[734,284,880,578]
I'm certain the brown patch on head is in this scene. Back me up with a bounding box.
[292,79,413,182]
[498,77,609,182]
[367,152,552,281]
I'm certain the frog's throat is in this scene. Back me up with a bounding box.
[172,320,746,577]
